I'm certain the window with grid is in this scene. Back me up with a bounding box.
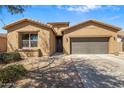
[22,33,38,48]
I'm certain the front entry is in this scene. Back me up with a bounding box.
[56,36,63,52]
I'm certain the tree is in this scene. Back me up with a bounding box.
[0,5,26,14]
[0,5,27,25]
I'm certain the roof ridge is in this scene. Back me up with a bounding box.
[3,17,54,29]
[3,18,57,35]
[62,19,121,32]
[23,18,53,28]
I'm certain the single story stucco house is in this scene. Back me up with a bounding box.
[2,18,124,57]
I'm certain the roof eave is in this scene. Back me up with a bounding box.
[3,18,52,30]
[62,20,121,32]
[3,18,57,35]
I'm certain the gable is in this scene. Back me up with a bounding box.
[62,20,121,34]
[5,21,51,32]
[3,18,56,34]
[64,24,117,36]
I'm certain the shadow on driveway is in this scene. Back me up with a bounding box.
[75,59,124,88]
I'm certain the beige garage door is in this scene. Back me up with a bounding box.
[71,37,109,54]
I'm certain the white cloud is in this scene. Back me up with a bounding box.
[57,5,102,12]
[57,5,122,13]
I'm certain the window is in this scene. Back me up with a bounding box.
[22,33,38,48]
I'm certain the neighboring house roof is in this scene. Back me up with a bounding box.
[118,31,124,37]
[62,19,122,32]
[3,18,56,34]
[0,33,7,39]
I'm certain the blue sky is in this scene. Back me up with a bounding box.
[0,5,124,33]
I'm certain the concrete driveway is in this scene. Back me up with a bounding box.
[64,54,124,88]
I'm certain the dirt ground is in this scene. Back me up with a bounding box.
[14,57,83,88]
[1,54,124,88]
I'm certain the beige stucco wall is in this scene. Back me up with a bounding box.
[6,20,121,56]
[18,49,40,57]
[53,27,68,36]
[50,30,56,55]
[7,21,55,57]
[0,37,7,52]
[63,23,119,54]
[117,31,124,52]
[117,42,123,52]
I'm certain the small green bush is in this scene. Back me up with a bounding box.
[0,52,21,64]
[0,64,27,83]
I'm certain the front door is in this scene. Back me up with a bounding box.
[56,36,63,52]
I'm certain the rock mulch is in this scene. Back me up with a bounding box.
[15,57,83,88]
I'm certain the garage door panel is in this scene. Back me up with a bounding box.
[71,37,108,54]
[71,38,108,42]
[72,42,91,54]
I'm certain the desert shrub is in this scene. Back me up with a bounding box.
[0,52,21,64]
[0,64,27,83]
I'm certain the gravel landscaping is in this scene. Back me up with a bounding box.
[0,56,83,88]
[1,54,124,88]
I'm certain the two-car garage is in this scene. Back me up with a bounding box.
[63,20,121,55]
[70,37,109,54]
[2,18,122,56]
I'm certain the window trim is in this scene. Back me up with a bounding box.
[21,33,38,48]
